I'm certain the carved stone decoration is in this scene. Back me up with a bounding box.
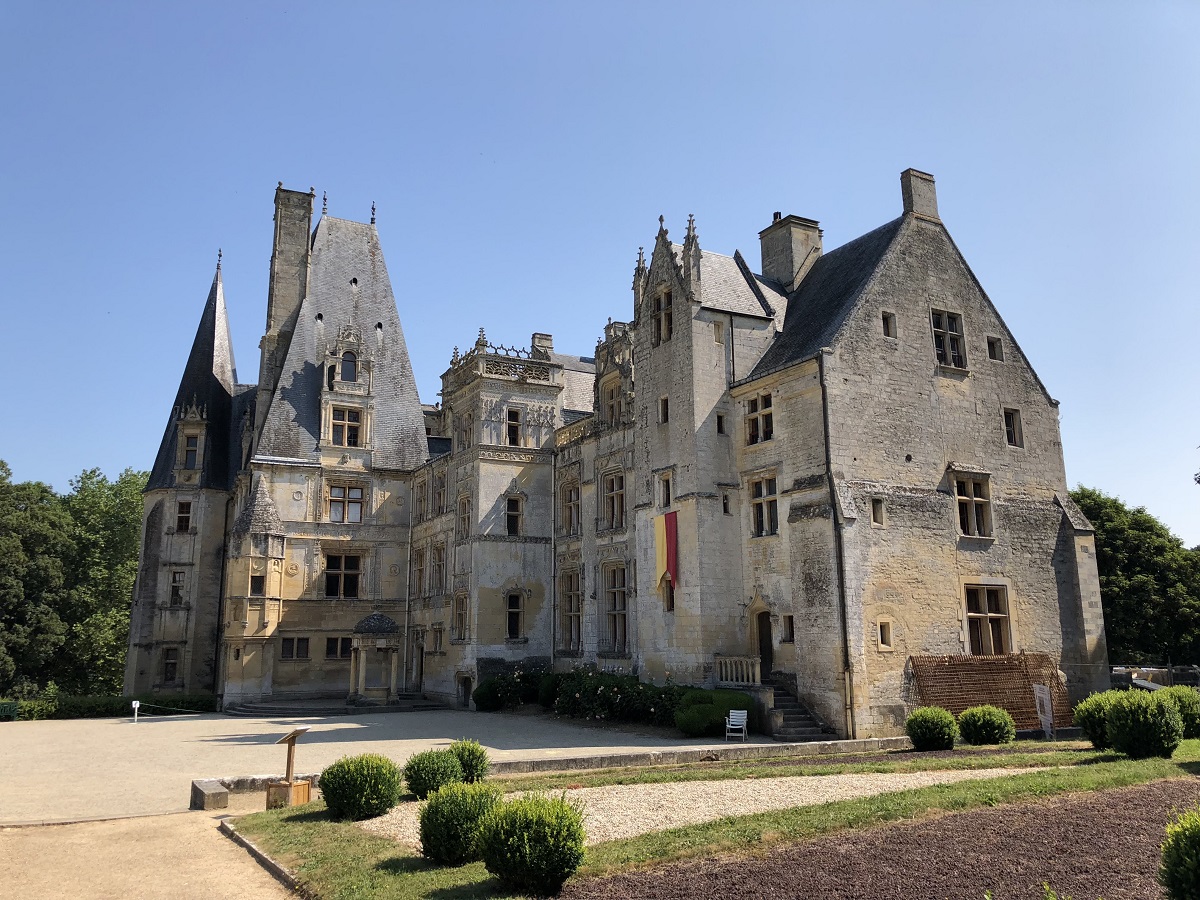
[292,490,303,501]
[285,562,300,577]
[388,564,400,576]
[599,542,627,560]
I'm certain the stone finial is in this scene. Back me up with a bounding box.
[658,215,665,228]
[371,201,376,225]
[217,248,222,270]
[475,327,487,350]
[322,191,328,215]
[686,213,696,239]
[451,346,460,364]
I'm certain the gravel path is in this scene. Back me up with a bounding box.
[360,767,1038,848]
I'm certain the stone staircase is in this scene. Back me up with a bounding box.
[766,679,830,742]
[224,693,445,718]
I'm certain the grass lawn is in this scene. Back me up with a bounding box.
[232,739,1200,899]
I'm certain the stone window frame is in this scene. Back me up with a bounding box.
[339,350,359,384]
[327,481,366,524]
[560,569,582,653]
[962,581,1014,655]
[175,500,193,533]
[987,336,1004,362]
[651,290,673,346]
[323,551,363,599]
[162,647,180,683]
[169,571,186,606]
[329,404,366,448]
[930,308,968,370]
[505,495,523,537]
[280,636,311,661]
[456,495,472,543]
[414,478,428,522]
[433,470,447,516]
[722,493,732,515]
[181,431,203,471]
[953,472,993,539]
[658,395,670,425]
[781,614,795,643]
[410,545,427,599]
[716,413,727,435]
[560,482,581,536]
[1003,408,1024,449]
[713,320,725,344]
[599,374,623,426]
[870,497,886,527]
[601,562,629,655]
[430,623,445,654]
[602,469,626,531]
[451,592,470,642]
[505,589,526,641]
[456,413,473,451]
[660,472,673,509]
[249,573,266,597]
[882,311,898,339]
[745,392,774,445]
[749,474,779,537]
[325,636,352,660]
[429,542,446,595]
[505,407,524,448]
[876,617,895,652]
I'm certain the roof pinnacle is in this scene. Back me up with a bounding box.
[217,248,222,270]
[322,191,328,215]
[371,201,376,225]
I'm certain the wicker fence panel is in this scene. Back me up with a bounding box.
[908,653,1073,731]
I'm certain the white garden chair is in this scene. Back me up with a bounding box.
[725,709,748,742]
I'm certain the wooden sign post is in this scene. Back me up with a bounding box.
[266,726,312,809]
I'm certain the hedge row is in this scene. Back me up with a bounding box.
[1,691,219,720]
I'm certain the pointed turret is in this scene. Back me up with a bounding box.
[147,262,238,490]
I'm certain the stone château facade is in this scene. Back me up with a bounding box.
[125,170,1109,737]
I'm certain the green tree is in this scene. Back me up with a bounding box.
[0,462,72,694]
[56,467,147,693]
[1071,486,1200,665]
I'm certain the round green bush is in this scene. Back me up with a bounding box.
[538,673,562,709]
[476,793,586,895]
[472,677,504,712]
[1160,804,1200,899]
[403,749,465,799]
[674,703,725,737]
[1073,689,1121,750]
[905,706,958,751]
[449,738,490,783]
[418,781,503,865]
[1106,690,1183,759]
[1158,687,1200,739]
[957,705,1016,745]
[319,753,404,821]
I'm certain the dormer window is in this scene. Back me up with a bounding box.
[184,435,199,470]
[332,407,361,447]
[340,351,358,383]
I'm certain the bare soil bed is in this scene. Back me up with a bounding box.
[562,778,1200,900]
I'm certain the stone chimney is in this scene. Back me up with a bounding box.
[901,168,939,220]
[759,213,822,293]
[530,332,554,359]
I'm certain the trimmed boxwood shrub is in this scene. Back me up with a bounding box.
[477,793,586,895]
[449,738,490,783]
[1160,804,1200,899]
[957,705,1016,745]
[905,706,958,751]
[418,781,503,865]
[1107,690,1183,759]
[404,749,465,799]
[1073,689,1121,750]
[1158,686,1200,739]
[675,704,726,737]
[319,753,404,820]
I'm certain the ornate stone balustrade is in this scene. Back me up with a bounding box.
[714,655,761,686]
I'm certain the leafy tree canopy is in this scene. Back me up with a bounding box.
[0,461,147,695]
[1070,486,1200,666]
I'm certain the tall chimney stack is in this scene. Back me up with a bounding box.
[901,168,939,220]
[759,214,822,293]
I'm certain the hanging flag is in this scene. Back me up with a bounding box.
[654,514,668,587]
[665,510,678,586]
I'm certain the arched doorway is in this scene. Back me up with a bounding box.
[757,611,774,676]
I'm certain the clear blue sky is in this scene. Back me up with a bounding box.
[3,2,1197,544]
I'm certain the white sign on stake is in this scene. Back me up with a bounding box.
[132,699,140,724]
[1032,684,1054,739]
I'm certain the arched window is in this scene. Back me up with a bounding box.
[340,351,358,383]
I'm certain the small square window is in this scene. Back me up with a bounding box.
[249,574,265,597]
[988,337,1004,361]
[175,501,192,533]
[871,498,885,526]
[1003,408,1024,448]
[882,312,897,339]
[781,615,795,643]
[331,407,362,447]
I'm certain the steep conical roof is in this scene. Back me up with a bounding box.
[148,264,238,490]
[257,216,428,470]
[232,475,283,536]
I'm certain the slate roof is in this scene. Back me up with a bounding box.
[746,216,905,382]
[552,352,596,415]
[257,216,428,471]
[232,475,283,536]
[147,266,238,491]
[427,436,452,458]
[670,245,786,319]
[354,612,400,634]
